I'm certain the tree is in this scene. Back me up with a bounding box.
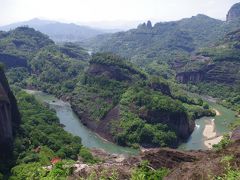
[203,102,209,109]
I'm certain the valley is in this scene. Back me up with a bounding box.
[25,89,138,155]
[26,90,236,152]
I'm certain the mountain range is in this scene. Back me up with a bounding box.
[0,18,111,42]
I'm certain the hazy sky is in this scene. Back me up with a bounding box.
[0,0,239,26]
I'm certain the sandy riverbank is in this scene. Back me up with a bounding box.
[213,108,221,116]
[204,136,223,148]
[203,119,223,149]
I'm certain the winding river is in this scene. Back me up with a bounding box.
[179,94,236,150]
[25,90,236,154]
[25,90,138,155]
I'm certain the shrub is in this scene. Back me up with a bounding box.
[131,160,170,180]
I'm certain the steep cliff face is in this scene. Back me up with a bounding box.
[176,71,204,84]
[0,68,20,158]
[227,3,240,22]
[0,54,27,68]
[148,81,171,96]
[142,110,194,139]
[87,64,132,81]
[176,28,240,84]
[176,62,240,84]
[87,53,146,81]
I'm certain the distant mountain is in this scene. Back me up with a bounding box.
[85,9,240,78]
[177,29,240,84]
[0,18,107,42]
[79,20,144,31]
[227,2,240,22]
[85,15,225,71]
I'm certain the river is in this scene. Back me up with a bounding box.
[25,90,236,154]
[25,90,138,155]
[179,94,236,150]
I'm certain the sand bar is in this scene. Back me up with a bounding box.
[203,119,216,139]
[203,119,223,149]
[213,108,221,116]
[204,136,223,149]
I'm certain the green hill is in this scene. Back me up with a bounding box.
[0,27,214,148]
[85,14,240,79]
[177,29,240,110]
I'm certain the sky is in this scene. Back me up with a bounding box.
[0,0,240,27]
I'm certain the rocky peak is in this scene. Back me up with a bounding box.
[137,21,152,29]
[137,22,147,29]
[227,3,240,22]
[146,20,152,28]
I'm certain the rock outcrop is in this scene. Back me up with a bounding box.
[227,3,240,22]
[176,71,204,84]
[87,64,132,81]
[140,148,203,169]
[0,53,27,68]
[87,55,146,82]
[73,137,240,179]
[148,81,171,96]
[231,126,240,141]
[0,68,20,158]
[140,110,194,140]
[176,57,240,84]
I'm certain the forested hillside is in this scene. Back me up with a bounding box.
[177,29,240,111]
[83,4,240,113]
[84,6,240,80]
[0,27,215,149]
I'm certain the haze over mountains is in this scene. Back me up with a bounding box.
[1,1,239,44]
[0,18,118,42]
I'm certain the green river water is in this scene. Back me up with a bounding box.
[25,90,236,154]
[179,94,236,150]
[25,90,138,155]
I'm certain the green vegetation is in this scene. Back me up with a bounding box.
[213,134,231,151]
[13,90,82,162]
[0,10,239,179]
[187,82,240,111]
[10,160,75,180]
[131,161,170,180]
[80,169,119,180]
[0,27,88,97]
[111,86,188,148]
[181,29,240,111]
[215,155,240,180]
[90,52,147,79]
[0,27,53,63]
[2,90,96,179]
[85,15,240,80]
[0,27,218,150]
[230,118,240,129]
[198,29,240,62]
[83,15,240,118]
[79,147,100,164]
[112,113,177,148]
[59,42,90,60]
